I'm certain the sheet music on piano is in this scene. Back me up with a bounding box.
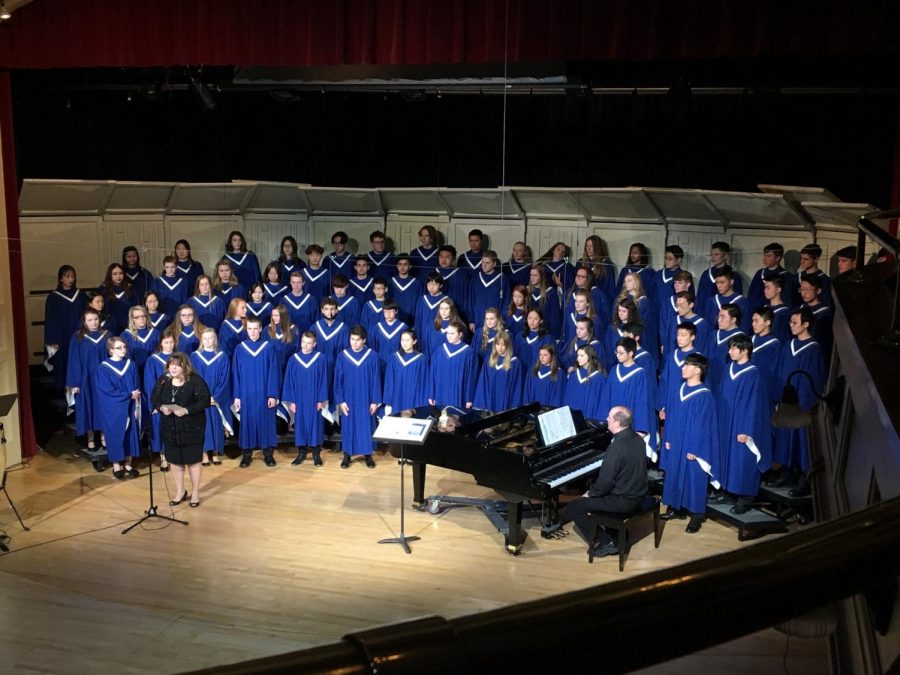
[536,405,578,447]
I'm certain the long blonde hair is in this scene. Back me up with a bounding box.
[487,331,514,370]
[479,308,505,352]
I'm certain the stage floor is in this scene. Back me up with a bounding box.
[0,434,826,674]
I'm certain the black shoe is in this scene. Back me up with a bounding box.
[264,455,277,467]
[312,448,323,466]
[730,502,752,515]
[686,518,703,534]
[765,466,794,487]
[169,491,188,506]
[340,454,351,469]
[292,449,308,466]
[588,540,619,557]
[789,483,811,497]
[239,454,252,468]
[159,460,170,472]
[113,469,127,481]
[125,466,140,479]
[660,507,685,521]
[365,455,376,468]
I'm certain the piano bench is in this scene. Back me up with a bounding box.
[587,495,661,571]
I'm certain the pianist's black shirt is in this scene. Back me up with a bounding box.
[587,427,648,502]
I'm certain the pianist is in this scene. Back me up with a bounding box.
[563,405,648,558]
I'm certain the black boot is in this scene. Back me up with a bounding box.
[292,447,307,466]
[312,447,323,466]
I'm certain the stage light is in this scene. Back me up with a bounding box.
[0,4,11,21]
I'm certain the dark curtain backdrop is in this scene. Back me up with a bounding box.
[12,82,897,207]
[1,0,898,69]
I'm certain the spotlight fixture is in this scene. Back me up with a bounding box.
[0,4,11,21]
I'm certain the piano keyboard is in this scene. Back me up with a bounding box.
[540,456,604,489]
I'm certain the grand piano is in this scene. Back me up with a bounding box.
[388,402,612,554]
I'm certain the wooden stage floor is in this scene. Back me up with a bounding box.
[0,434,827,674]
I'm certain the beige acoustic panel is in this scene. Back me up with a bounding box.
[439,190,522,219]
[758,184,841,202]
[19,179,114,216]
[380,189,449,216]
[104,182,175,214]
[705,192,807,229]
[803,203,875,233]
[168,184,255,214]
[524,220,587,264]
[588,223,667,274]
[645,189,724,226]
[512,190,585,220]
[309,215,386,258]
[242,182,312,214]
[385,214,451,255]
[165,215,245,279]
[666,224,730,286]
[576,189,664,224]
[101,215,168,274]
[447,218,525,264]
[303,188,382,216]
[242,214,311,267]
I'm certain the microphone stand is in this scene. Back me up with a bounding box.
[378,442,420,554]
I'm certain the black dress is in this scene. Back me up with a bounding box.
[150,373,211,465]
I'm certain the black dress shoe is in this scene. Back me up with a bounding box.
[365,455,376,468]
[239,454,252,468]
[588,540,619,558]
[113,469,127,480]
[730,502,752,515]
[340,454,351,468]
[292,449,307,466]
[686,518,703,534]
[125,467,140,479]
[170,491,188,506]
[264,455,277,467]
[312,448,323,466]
[789,483,811,497]
[660,507,685,521]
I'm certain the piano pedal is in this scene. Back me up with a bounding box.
[541,521,568,539]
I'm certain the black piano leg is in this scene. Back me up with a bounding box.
[411,461,426,509]
[505,501,524,555]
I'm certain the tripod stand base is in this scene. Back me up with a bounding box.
[122,505,189,534]
[378,534,420,554]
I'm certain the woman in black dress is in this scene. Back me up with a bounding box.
[151,352,211,507]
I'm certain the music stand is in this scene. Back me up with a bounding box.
[373,415,434,554]
[0,393,29,537]
[122,412,188,535]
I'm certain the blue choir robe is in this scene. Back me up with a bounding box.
[603,325,627,373]
[677,314,712,358]
[366,250,397,279]
[706,328,746,394]
[190,349,232,453]
[326,251,354,279]
[504,260,532,288]
[543,260,575,297]
[766,303,792,343]
[372,319,408,365]
[360,299,385,333]
[529,288,562,338]
[603,362,657,457]
[523,365,566,407]
[388,275,421,325]
[143,351,172,453]
[803,303,834,362]
[634,295,659,358]
[515,330,554,371]
[615,265,655,299]
[266,330,299,371]
[246,300,273,328]
[176,260,204,290]
[99,315,119,336]
[750,334,782,409]
[634,347,658,377]
[747,266,794,317]
[661,382,720,515]
[421,318,451,357]
[348,276,376,304]
[278,258,305,285]
[263,281,288,304]
[335,295,361,328]
[696,265,744,312]
[177,328,200,354]
[562,310,599,348]
[333,347,382,455]
[468,271,510,329]
[66,330,111,435]
[312,318,349,403]
[505,308,527,337]
[473,327,500,365]
[563,289,609,336]
[282,351,328,447]
[223,251,262,290]
[44,287,88,390]
[151,275,188,318]
[217,282,248,304]
[282,292,319,333]
[409,245,439,282]
[301,266,331,302]
[657,295,679,356]
[124,266,154,301]
[559,337,603,372]
[189,293,226,331]
[148,311,171,334]
[429,342,478,408]
[650,266,683,316]
[94,358,140,462]
[575,258,616,301]
[99,286,134,335]
[232,338,281,450]
[705,291,750,334]
[413,292,445,334]
[218,318,247,357]
[718,361,772,498]
[564,368,606,420]
[438,267,470,319]
[383,351,431,414]
[794,269,832,308]
[773,337,825,471]
[474,356,524,411]
[122,327,159,371]
[656,347,697,472]
[457,250,484,283]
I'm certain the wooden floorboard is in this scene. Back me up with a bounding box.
[0,433,828,673]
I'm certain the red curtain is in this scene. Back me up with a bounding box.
[0,0,897,69]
